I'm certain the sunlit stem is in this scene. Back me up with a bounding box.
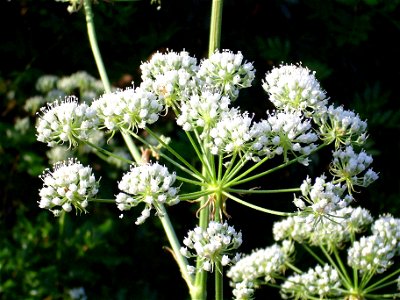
[128,129,205,181]
[333,247,352,289]
[83,139,134,165]
[158,205,194,291]
[215,264,223,300]
[320,245,353,290]
[82,0,111,93]
[363,268,400,294]
[286,262,302,274]
[193,127,215,179]
[185,130,213,179]
[223,191,293,216]
[223,154,269,185]
[226,187,300,194]
[208,0,224,56]
[192,0,225,298]
[121,131,142,164]
[179,190,214,201]
[229,144,327,187]
[145,126,205,180]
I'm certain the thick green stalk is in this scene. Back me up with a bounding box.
[215,265,223,300]
[193,2,225,298]
[208,0,224,56]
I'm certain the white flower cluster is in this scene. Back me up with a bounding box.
[209,108,254,157]
[280,264,342,299]
[330,145,378,191]
[230,281,255,300]
[251,111,318,164]
[316,105,368,148]
[294,175,353,217]
[227,240,294,300]
[273,206,373,250]
[140,50,198,106]
[33,71,105,105]
[56,71,104,97]
[115,162,179,225]
[35,75,59,94]
[176,89,231,133]
[180,221,242,273]
[92,86,162,133]
[38,158,99,216]
[68,287,87,300]
[262,63,328,114]
[197,50,255,100]
[347,214,400,274]
[36,96,99,148]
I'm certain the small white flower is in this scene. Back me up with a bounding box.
[250,111,318,163]
[198,50,255,100]
[209,108,254,158]
[36,96,99,148]
[262,63,327,115]
[38,158,99,215]
[92,86,162,133]
[228,241,294,298]
[116,162,180,224]
[140,50,198,107]
[176,89,231,135]
[316,104,368,148]
[280,264,342,299]
[181,221,242,273]
[330,145,378,192]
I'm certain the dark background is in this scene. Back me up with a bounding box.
[1,0,400,299]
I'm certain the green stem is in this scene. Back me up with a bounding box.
[83,140,134,165]
[88,198,115,204]
[320,245,353,290]
[302,244,326,266]
[145,127,205,180]
[179,190,214,201]
[208,0,224,56]
[226,187,300,194]
[121,132,142,164]
[228,144,327,187]
[215,264,223,300]
[286,262,302,274]
[333,247,352,289]
[56,212,66,260]
[223,191,293,216]
[83,0,111,93]
[363,267,400,293]
[158,205,194,291]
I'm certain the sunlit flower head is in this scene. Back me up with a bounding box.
[115,162,180,225]
[140,50,198,107]
[198,49,255,100]
[180,221,242,273]
[38,158,99,216]
[262,63,328,115]
[316,104,368,148]
[36,96,99,148]
[91,85,162,134]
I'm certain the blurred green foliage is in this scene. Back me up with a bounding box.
[1,0,400,299]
